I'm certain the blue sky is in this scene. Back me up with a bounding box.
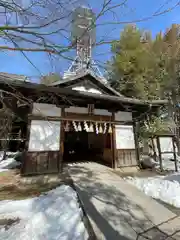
[0,0,179,82]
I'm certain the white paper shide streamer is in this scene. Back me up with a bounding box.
[77,122,82,131]
[99,123,103,133]
[72,121,78,132]
[108,124,112,133]
[89,123,94,132]
[95,122,99,134]
[103,122,107,134]
[84,121,89,132]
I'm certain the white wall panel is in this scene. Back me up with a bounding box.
[115,125,135,149]
[115,111,132,122]
[94,109,112,116]
[28,120,60,151]
[32,103,61,117]
[65,106,88,114]
[65,107,111,116]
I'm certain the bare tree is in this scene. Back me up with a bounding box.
[0,0,179,56]
[0,0,179,156]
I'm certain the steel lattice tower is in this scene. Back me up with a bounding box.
[63,6,105,81]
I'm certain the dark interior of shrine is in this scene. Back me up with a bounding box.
[63,122,112,165]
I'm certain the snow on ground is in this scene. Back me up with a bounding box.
[0,152,21,172]
[0,152,17,161]
[0,158,21,172]
[159,153,180,171]
[126,174,180,208]
[141,153,180,172]
[155,159,179,172]
[0,185,88,240]
[125,154,180,208]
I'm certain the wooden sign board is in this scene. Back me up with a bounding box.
[115,125,135,149]
[153,137,173,153]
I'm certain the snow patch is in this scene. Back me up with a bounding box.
[126,173,180,208]
[0,152,17,161]
[0,152,21,172]
[0,185,88,240]
[0,158,21,172]
[155,156,180,171]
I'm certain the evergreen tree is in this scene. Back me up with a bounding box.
[109,25,151,99]
[108,23,180,154]
[108,25,168,100]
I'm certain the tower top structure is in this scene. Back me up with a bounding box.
[63,6,106,82]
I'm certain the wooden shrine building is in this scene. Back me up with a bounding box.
[0,71,167,175]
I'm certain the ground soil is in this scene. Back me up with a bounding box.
[0,170,67,200]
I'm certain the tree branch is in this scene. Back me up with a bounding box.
[0,45,59,54]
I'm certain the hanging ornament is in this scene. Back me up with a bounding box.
[95,122,99,134]
[99,123,103,133]
[72,121,78,132]
[64,121,70,132]
[108,124,112,133]
[77,122,82,131]
[89,122,94,132]
[103,122,107,134]
[84,121,89,132]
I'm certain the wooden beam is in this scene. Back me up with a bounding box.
[59,107,65,172]
[87,104,94,115]
[111,112,117,169]
[28,113,133,125]
[151,137,157,162]
[133,121,141,167]
[156,137,163,171]
[21,103,33,175]
[173,136,178,172]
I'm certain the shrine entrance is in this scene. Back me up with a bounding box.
[63,120,113,166]
[64,130,89,162]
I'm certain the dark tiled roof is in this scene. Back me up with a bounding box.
[0,72,29,82]
[0,75,168,107]
[49,70,123,97]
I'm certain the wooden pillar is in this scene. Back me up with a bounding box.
[59,107,65,172]
[111,112,117,169]
[21,103,33,175]
[133,121,141,167]
[172,136,178,172]
[157,137,163,171]
[24,104,33,152]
